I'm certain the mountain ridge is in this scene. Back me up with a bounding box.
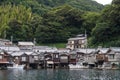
[0,0,104,13]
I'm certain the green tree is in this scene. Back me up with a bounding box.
[91,23,111,45]
[35,5,84,43]
[0,4,33,39]
[90,0,120,47]
[6,20,23,40]
[82,12,100,36]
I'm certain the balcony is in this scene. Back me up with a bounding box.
[96,55,106,61]
[0,59,9,63]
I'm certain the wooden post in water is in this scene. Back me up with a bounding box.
[26,63,30,69]
[37,64,40,69]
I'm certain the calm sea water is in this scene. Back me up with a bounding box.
[0,69,120,80]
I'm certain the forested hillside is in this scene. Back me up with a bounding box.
[0,0,119,47]
[89,0,120,47]
[0,0,104,14]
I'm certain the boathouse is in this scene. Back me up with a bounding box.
[105,48,120,69]
[29,52,39,69]
[59,52,69,68]
[44,52,53,68]
[53,52,60,69]
[69,51,76,65]
[95,48,108,68]
[0,50,10,69]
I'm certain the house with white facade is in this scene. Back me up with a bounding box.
[104,47,120,69]
[18,42,35,50]
[66,34,87,50]
[33,46,57,53]
[76,48,96,68]
[0,39,12,46]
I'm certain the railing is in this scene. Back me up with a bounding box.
[108,58,118,61]
[96,55,105,61]
[0,59,8,62]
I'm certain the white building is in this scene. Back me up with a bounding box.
[18,42,35,50]
[33,46,58,53]
[66,34,87,50]
[0,46,20,54]
[0,39,12,46]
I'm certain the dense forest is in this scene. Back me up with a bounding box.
[0,0,119,47]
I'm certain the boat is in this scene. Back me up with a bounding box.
[7,63,25,69]
[101,62,112,70]
[69,62,87,69]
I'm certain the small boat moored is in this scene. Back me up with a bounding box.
[7,63,25,69]
[69,62,88,69]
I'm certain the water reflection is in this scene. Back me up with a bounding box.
[0,69,120,80]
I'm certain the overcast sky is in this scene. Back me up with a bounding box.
[94,0,112,5]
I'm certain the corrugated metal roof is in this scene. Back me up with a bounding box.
[33,46,57,50]
[0,39,10,41]
[11,51,24,56]
[97,48,109,53]
[69,51,76,54]
[18,42,34,46]
[30,52,38,55]
[33,46,58,53]
[0,46,20,51]
[57,48,70,53]
[76,48,96,54]
[68,37,86,40]
[24,51,33,55]
[33,46,49,49]
[37,49,57,53]
[110,47,120,52]
[11,51,33,56]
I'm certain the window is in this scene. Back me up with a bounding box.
[53,55,57,58]
[15,57,18,59]
[70,55,76,59]
[34,56,38,60]
[56,55,58,58]
[69,41,72,44]
[70,45,72,47]
[74,40,78,44]
[37,50,39,52]
[60,56,68,59]
[76,46,79,48]
[82,40,85,43]
[109,54,115,59]
[79,40,82,44]
[0,55,2,59]
[22,57,26,61]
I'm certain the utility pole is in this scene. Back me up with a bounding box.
[85,30,87,48]
[33,38,36,45]
[85,30,88,54]
[11,36,13,42]
[4,30,6,39]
